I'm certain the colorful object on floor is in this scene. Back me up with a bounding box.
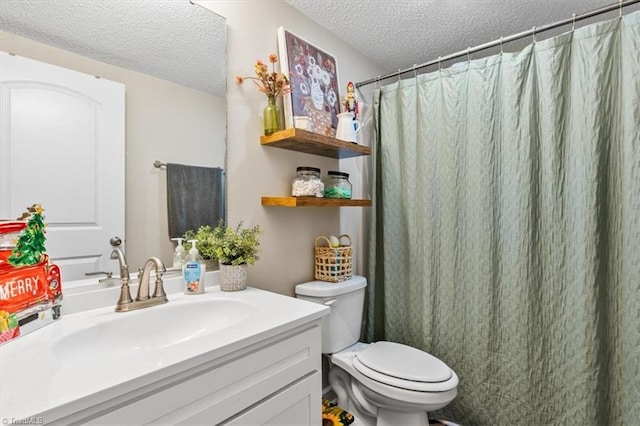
[429,419,461,425]
[322,399,354,426]
[0,205,63,345]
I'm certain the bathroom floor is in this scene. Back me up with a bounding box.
[430,420,461,426]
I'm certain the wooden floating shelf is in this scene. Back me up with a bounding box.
[262,196,372,207]
[260,128,371,159]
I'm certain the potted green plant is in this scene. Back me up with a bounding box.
[208,219,263,291]
[183,225,218,270]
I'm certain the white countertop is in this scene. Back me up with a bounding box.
[0,274,328,421]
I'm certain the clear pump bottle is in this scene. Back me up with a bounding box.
[183,239,205,294]
[171,237,186,269]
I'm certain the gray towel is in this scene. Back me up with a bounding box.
[166,163,225,239]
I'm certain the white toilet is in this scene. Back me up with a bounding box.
[295,275,458,426]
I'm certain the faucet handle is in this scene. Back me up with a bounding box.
[153,275,167,300]
[115,277,134,311]
[152,259,167,300]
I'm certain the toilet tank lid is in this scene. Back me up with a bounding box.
[295,275,367,297]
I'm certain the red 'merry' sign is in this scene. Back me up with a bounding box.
[0,205,62,345]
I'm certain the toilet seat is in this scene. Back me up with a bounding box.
[353,341,457,392]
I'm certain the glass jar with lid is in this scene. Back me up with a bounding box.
[324,171,352,199]
[292,166,324,197]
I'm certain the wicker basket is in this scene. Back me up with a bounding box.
[314,234,353,282]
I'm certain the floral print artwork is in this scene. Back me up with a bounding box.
[280,29,340,137]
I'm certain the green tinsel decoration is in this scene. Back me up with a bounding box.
[8,205,47,267]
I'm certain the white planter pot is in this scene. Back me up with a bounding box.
[219,264,248,291]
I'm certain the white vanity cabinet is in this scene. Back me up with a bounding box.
[0,281,329,426]
[58,323,323,426]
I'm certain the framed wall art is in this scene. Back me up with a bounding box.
[277,27,340,137]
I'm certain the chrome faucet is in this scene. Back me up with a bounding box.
[137,257,167,300]
[115,256,167,312]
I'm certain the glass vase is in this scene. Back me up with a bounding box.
[263,95,282,136]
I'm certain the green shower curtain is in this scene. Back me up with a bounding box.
[367,12,639,425]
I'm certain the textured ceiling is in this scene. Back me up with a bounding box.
[286,0,639,83]
[0,0,226,96]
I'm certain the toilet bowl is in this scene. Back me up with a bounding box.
[329,342,458,426]
[295,276,458,426]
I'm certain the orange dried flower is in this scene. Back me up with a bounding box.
[236,53,290,98]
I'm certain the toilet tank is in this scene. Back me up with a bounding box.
[295,275,367,354]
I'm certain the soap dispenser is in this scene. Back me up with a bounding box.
[171,237,186,269]
[183,239,205,294]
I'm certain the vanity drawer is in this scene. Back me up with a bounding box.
[222,371,321,426]
[81,324,322,425]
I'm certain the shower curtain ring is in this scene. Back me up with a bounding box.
[398,69,401,82]
[438,56,442,71]
[619,0,623,18]
[413,64,418,78]
[572,13,576,31]
[532,26,537,42]
[500,36,504,54]
[467,47,471,62]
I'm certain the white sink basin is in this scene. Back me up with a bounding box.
[54,297,255,356]
[0,278,330,422]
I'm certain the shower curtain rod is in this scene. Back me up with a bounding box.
[356,0,639,88]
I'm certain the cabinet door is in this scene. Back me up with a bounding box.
[223,372,322,426]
